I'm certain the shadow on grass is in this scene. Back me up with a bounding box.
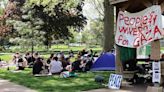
[0,68,111,92]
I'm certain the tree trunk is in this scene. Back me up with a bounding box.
[103,0,114,52]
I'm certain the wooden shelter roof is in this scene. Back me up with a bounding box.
[109,0,164,13]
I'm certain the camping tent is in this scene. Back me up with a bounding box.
[91,53,115,71]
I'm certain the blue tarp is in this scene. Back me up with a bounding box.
[91,53,115,71]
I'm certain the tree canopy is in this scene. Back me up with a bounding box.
[28,0,87,46]
[1,0,87,49]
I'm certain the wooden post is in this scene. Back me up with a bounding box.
[115,6,124,74]
[161,2,164,13]
[115,2,130,75]
[145,1,163,92]
[115,45,123,74]
[150,0,162,86]
[150,40,160,60]
[161,0,164,85]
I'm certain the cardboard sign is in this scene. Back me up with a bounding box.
[152,62,161,83]
[108,74,122,89]
[115,5,163,48]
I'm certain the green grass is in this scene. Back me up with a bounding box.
[0,68,111,92]
[0,54,12,62]
[50,45,102,52]
[6,44,102,53]
[40,54,50,59]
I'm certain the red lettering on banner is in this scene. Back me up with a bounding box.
[148,11,154,24]
[138,27,142,33]
[146,30,151,35]
[132,28,137,36]
[130,17,135,25]
[140,33,147,45]
[119,11,158,27]
[133,37,140,47]
[124,17,129,25]
[117,35,129,45]
[116,6,162,48]
[143,25,150,34]
[135,17,141,27]
[127,28,133,34]
[154,25,161,36]
[148,37,152,41]
[118,35,123,43]
[122,40,128,45]
[143,16,148,25]
[119,27,127,33]
[153,15,157,25]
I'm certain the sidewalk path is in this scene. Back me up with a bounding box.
[84,82,147,92]
[0,79,37,92]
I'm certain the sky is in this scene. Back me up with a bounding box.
[82,0,101,20]
[0,0,7,9]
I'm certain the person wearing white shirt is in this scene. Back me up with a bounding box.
[50,56,63,74]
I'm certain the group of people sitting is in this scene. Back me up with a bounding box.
[11,49,95,76]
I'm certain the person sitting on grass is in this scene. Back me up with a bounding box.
[32,58,44,75]
[33,52,39,61]
[26,52,37,68]
[81,49,88,56]
[79,59,87,72]
[69,50,74,57]
[50,56,63,75]
[24,52,32,67]
[47,53,54,64]
[59,55,70,71]
[84,55,93,71]
[12,53,19,65]
[62,57,71,71]
[14,54,27,71]
[72,55,82,72]
[45,53,54,72]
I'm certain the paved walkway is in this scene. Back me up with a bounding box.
[84,82,148,92]
[0,79,37,92]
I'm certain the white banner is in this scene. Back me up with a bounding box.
[115,5,163,48]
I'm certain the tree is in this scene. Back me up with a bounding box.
[82,19,103,46]
[0,0,22,50]
[88,0,104,19]
[88,0,114,52]
[26,0,87,48]
[7,18,45,51]
[103,0,114,52]
[1,0,86,51]
[90,19,103,45]
[0,0,44,51]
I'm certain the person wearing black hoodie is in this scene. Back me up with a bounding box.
[32,58,43,75]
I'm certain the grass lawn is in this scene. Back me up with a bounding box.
[50,45,102,52]
[7,44,102,53]
[0,68,111,92]
[0,54,13,62]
